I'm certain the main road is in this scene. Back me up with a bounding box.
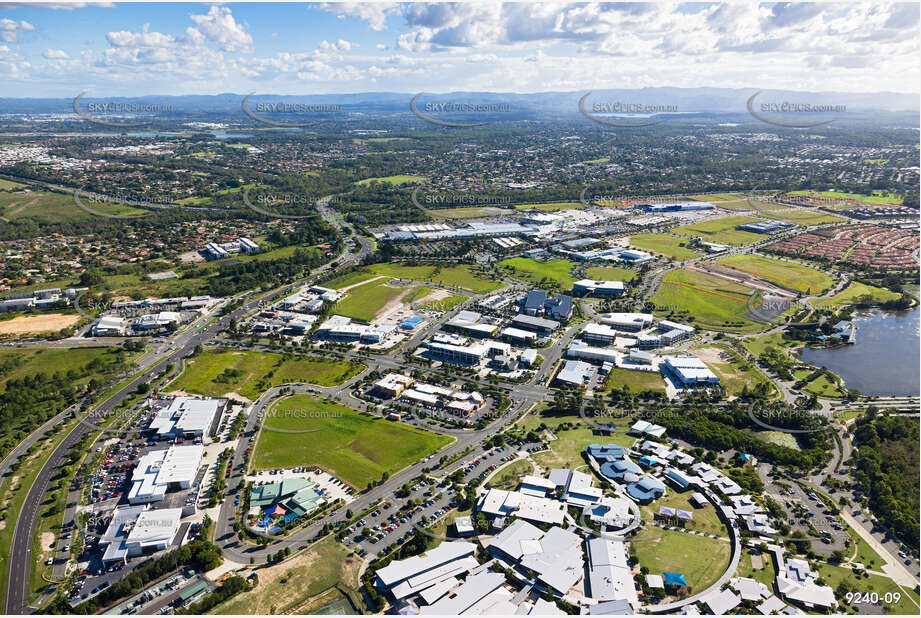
[5,196,369,614]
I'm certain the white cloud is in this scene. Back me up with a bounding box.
[42,48,69,59]
[0,18,35,43]
[319,2,399,31]
[188,5,253,53]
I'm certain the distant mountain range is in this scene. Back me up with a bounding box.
[0,87,917,115]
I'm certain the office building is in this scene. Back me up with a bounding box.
[510,314,560,333]
[128,445,203,504]
[555,359,593,386]
[148,397,223,439]
[572,280,626,297]
[91,316,128,336]
[100,506,183,565]
[662,355,720,386]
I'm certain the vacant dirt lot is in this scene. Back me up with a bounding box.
[0,313,82,334]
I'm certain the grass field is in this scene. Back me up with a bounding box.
[741,332,795,358]
[793,369,846,398]
[0,190,147,222]
[746,199,845,225]
[486,459,533,491]
[0,179,26,190]
[211,537,361,615]
[652,269,762,332]
[365,263,502,294]
[512,202,583,211]
[429,207,505,218]
[629,234,702,260]
[355,175,425,186]
[814,563,920,614]
[670,215,764,246]
[690,194,742,202]
[332,279,410,322]
[253,395,452,488]
[0,347,119,390]
[717,254,834,294]
[631,528,731,593]
[603,367,666,393]
[499,257,576,291]
[787,190,903,205]
[811,281,901,308]
[517,412,635,471]
[641,492,727,537]
[733,548,776,587]
[584,265,639,283]
[420,294,467,312]
[170,350,364,399]
[691,345,776,397]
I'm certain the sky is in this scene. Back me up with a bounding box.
[0,1,918,97]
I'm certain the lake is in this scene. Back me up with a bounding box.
[798,307,920,396]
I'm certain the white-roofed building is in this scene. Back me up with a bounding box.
[581,323,622,345]
[100,506,182,564]
[375,541,478,601]
[703,589,742,615]
[598,312,654,332]
[556,359,593,386]
[572,280,626,297]
[477,489,566,526]
[128,445,203,504]
[662,355,720,386]
[148,397,222,439]
[585,537,638,608]
[92,316,128,336]
[418,571,506,615]
[567,340,619,365]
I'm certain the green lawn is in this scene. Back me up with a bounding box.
[718,254,834,294]
[652,269,763,332]
[811,281,901,309]
[741,332,796,358]
[365,263,502,294]
[584,265,639,283]
[793,369,847,398]
[690,194,742,202]
[603,367,666,393]
[211,537,361,615]
[499,257,576,291]
[629,234,702,260]
[670,215,764,246]
[0,190,147,222]
[733,549,777,587]
[332,279,409,322]
[517,413,636,471]
[814,562,920,614]
[323,270,380,290]
[746,200,845,225]
[631,528,731,594]
[787,190,903,205]
[252,395,452,488]
[169,350,364,399]
[641,492,727,538]
[691,345,776,397]
[0,347,117,390]
[512,202,583,211]
[355,175,425,186]
[420,294,467,312]
[429,207,502,218]
[0,179,27,190]
[486,459,533,491]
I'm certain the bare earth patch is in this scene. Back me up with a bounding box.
[415,288,451,305]
[338,275,387,293]
[0,313,82,334]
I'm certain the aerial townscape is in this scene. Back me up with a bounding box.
[0,2,918,617]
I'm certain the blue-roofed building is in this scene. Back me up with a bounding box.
[586,444,627,462]
[626,476,666,503]
[546,295,574,321]
[637,455,660,468]
[664,468,695,490]
[600,458,642,482]
[522,290,548,315]
[401,316,425,330]
[663,572,687,588]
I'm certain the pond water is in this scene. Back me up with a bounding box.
[798,307,920,396]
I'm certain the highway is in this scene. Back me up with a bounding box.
[5,195,368,614]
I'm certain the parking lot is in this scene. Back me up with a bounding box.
[346,441,543,559]
[764,477,849,556]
